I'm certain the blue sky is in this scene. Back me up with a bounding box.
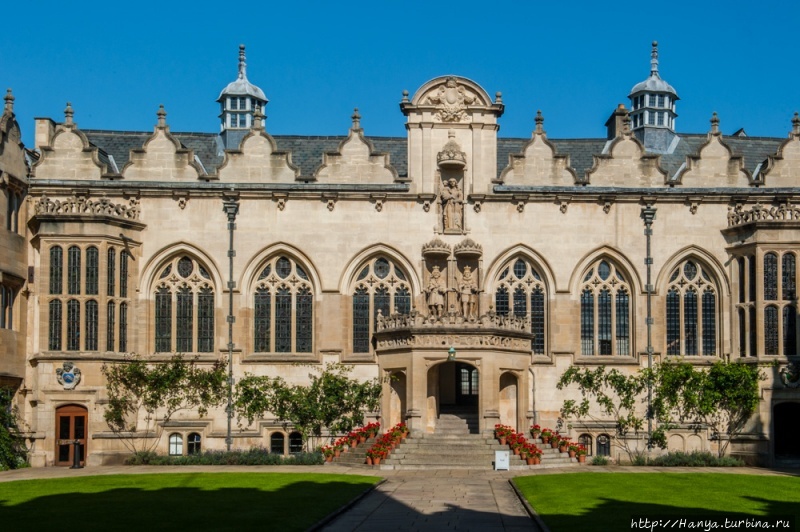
[3,1,799,147]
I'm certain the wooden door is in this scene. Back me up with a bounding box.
[55,405,87,466]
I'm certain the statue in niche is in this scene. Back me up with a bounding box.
[440,178,464,231]
[458,266,478,319]
[425,265,447,319]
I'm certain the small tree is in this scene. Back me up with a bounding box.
[557,365,669,462]
[101,354,227,454]
[652,360,764,457]
[234,363,382,450]
[0,388,28,470]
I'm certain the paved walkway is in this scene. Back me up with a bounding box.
[1,464,798,531]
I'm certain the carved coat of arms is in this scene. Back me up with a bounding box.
[779,362,800,388]
[56,362,82,390]
[426,77,476,123]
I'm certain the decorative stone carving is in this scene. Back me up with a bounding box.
[453,238,482,258]
[56,362,81,390]
[779,362,800,388]
[458,266,479,319]
[440,177,464,231]
[727,202,800,227]
[425,77,478,123]
[424,266,447,319]
[34,194,141,220]
[437,130,467,168]
[421,238,451,258]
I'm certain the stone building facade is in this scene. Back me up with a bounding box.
[2,43,800,466]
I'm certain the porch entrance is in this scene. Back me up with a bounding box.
[55,404,87,466]
[774,402,800,459]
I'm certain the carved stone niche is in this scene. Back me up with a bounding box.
[453,239,483,320]
[421,239,452,320]
[438,170,466,234]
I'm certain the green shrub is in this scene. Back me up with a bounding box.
[591,455,609,465]
[0,389,29,471]
[646,451,744,467]
[124,447,324,466]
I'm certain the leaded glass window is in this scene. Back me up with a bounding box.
[765,306,779,355]
[749,256,756,302]
[749,307,757,357]
[107,302,115,352]
[187,433,201,455]
[120,251,129,298]
[86,247,99,295]
[85,300,98,351]
[783,254,796,301]
[252,256,314,354]
[50,246,63,295]
[581,261,630,356]
[765,253,778,301]
[738,257,745,304]
[351,257,411,353]
[119,302,128,352]
[153,255,215,354]
[107,248,116,296]
[68,246,81,295]
[494,257,548,354]
[783,305,796,357]
[67,299,80,351]
[665,260,718,356]
[738,308,746,357]
[169,434,183,456]
[49,300,62,350]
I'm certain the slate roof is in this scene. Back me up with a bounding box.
[80,129,786,183]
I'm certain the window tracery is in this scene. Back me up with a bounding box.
[154,255,215,353]
[495,257,546,354]
[580,260,631,356]
[252,255,313,354]
[665,259,718,356]
[352,257,411,353]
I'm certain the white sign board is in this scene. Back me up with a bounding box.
[494,450,510,471]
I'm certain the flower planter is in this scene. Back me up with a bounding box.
[513,447,520,455]
[526,457,535,465]
[551,440,558,449]
[373,457,381,465]
[325,455,333,462]
[569,450,576,458]
[559,445,568,453]
[333,449,341,458]
[578,455,586,463]
[498,437,506,446]
[365,457,373,465]
[541,436,551,444]
[533,457,541,465]
[359,436,366,444]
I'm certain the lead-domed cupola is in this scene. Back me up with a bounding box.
[627,41,679,153]
[217,45,267,133]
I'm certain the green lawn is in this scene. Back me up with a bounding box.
[0,472,380,531]
[514,473,800,532]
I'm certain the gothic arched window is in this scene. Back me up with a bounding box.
[580,260,631,356]
[68,246,81,295]
[154,255,215,353]
[253,256,314,354]
[86,247,99,295]
[665,260,718,356]
[352,257,411,353]
[495,257,547,354]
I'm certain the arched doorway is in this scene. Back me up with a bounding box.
[428,361,479,434]
[774,402,800,459]
[499,372,518,431]
[55,404,88,466]
[388,371,407,428]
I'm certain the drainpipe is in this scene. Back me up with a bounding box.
[222,194,240,452]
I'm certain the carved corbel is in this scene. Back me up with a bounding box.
[513,195,528,213]
[470,194,485,213]
[686,196,702,215]
[172,190,189,210]
[323,193,338,211]
[556,195,571,214]
[418,193,436,213]
[371,194,386,212]
[600,196,613,214]
[272,192,287,211]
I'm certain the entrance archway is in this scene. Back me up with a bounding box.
[55,404,87,466]
[499,372,518,431]
[388,371,407,428]
[427,361,479,434]
[774,402,800,459]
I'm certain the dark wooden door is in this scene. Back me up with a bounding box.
[56,405,87,466]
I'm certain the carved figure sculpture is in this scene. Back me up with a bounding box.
[441,178,464,231]
[459,266,478,319]
[425,266,447,319]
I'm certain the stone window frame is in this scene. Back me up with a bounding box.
[579,259,632,357]
[664,259,720,357]
[250,255,315,356]
[494,256,548,355]
[45,241,131,353]
[350,256,412,355]
[152,255,216,355]
[734,249,798,358]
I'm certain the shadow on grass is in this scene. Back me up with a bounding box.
[0,480,373,532]
[536,497,799,532]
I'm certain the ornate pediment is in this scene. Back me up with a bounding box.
[423,77,481,123]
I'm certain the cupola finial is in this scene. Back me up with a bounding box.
[4,89,13,114]
[157,104,167,127]
[64,102,74,126]
[792,112,800,136]
[253,103,264,130]
[238,44,247,80]
[351,107,361,130]
[650,40,659,78]
[534,109,544,134]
